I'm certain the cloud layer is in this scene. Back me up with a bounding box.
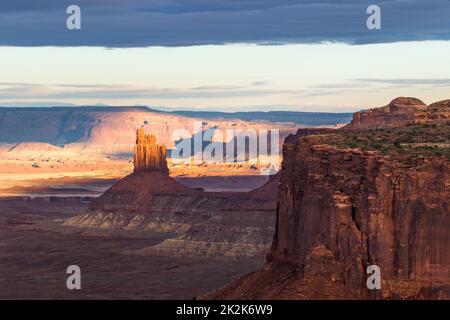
[3,77,450,102]
[0,81,286,100]
[0,0,449,47]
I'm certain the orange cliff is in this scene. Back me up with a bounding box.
[134,128,169,175]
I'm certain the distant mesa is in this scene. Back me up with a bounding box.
[0,106,350,146]
[345,97,449,130]
[388,97,427,107]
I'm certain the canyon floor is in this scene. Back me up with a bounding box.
[0,197,263,299]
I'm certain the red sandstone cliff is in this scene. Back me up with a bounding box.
[134,128,169,174]
[87,128,190,210]
[206,99,450,300]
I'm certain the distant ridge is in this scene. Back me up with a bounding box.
[0,105,352,125]
[162,110,353,125]
[0,105,152,112]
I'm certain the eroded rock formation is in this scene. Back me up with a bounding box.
[134,128,168,174]
[273,135,448,298]
[418,99,450,124]
[65,129,279,260]
[206,98,450,300]
[346,97,449,130]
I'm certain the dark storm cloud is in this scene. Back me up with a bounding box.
[0,0,449,47]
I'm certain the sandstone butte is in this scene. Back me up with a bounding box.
[205,97,450,300]
[133,128,169,175]
[65,129,279,260]
[345,97,450,130]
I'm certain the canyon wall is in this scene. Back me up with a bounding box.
[271,135,449,298]
[207,99,450,299]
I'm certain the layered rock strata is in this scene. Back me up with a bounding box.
[65,129,279,259]
[346,97,450,130]
[134,128,168,174]
[206,100,450,300]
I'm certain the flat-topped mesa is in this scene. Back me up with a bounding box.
[345,97,428,130]
[345,97,450,130]
[133,128,169,175]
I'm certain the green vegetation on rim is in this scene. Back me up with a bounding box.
[317,123,450,160]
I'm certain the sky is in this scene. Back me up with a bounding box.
[0,0,450,112]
